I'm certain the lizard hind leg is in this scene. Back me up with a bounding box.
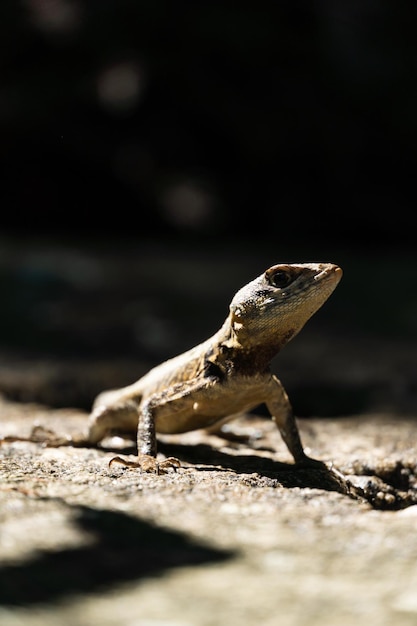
[86,400,140,445]
[0,424,91,448]
[0,401,141,450]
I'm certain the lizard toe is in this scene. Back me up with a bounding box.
[109,454,181,474]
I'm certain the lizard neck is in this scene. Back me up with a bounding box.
[210,314,292,376]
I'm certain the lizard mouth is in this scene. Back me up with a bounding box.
[314,264,343,283]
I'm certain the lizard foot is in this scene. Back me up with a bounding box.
[0,425,88,448]
[109,454,181,475]
[295,455,327,470]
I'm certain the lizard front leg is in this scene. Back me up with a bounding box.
[266,375,324,467]
[109,398,181,474]
[109,377,217,474]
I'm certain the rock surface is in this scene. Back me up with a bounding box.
[0,239,416,625]
[1,396,417,626]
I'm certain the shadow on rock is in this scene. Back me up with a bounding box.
[0,505,235,607]
[159,441,417,511]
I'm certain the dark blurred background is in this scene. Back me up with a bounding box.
[2,0,417,242]
[0,1,416,416]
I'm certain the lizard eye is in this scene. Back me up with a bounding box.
[267,269,293,289]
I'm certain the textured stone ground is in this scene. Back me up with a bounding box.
[1,396,417,626]
[0,239,416,625]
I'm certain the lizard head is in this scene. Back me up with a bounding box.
[228,263,343,350]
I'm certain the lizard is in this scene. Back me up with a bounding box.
[2,262,342,474]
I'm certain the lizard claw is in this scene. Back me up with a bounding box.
[109,454,181,475]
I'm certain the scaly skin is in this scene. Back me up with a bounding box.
[2,263,343,474]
